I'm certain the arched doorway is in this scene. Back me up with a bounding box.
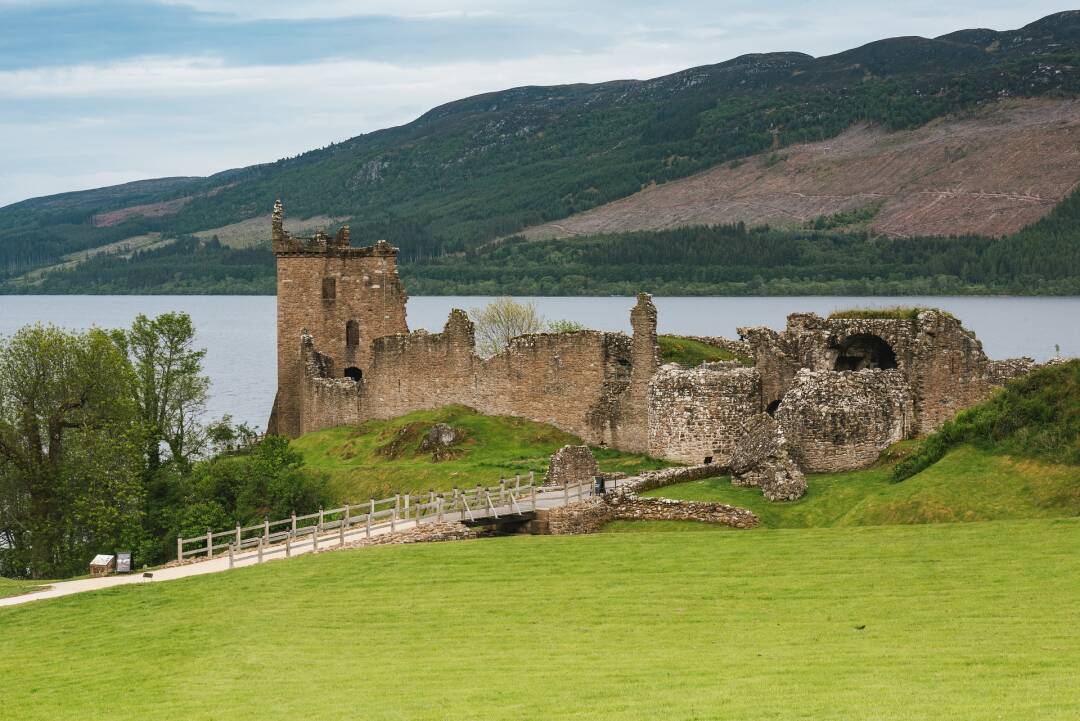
[344,367,363,382]
[833,334,897,371]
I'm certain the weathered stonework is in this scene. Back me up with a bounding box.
[728,414,806,501]
[545,445,600,487]
[605,495,759,528]
[647,364,762,465]
[268,202,1036,484]
[536,494,758,534]
[774,368,913,473]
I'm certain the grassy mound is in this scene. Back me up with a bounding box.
[2,520,1079,719]
[643,445,1080,528]
[657,335,751,367]
[290,405,671,501]
[895,359,1080,481]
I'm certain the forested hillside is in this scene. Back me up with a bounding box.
[4,11,1080,293]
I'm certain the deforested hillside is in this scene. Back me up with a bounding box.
[519,99,1080,240]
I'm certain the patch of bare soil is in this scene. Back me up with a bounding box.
[520,99,1080,239]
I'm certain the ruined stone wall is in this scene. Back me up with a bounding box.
[605,495,758,528]
[293,308,651,445]
[545,446,599,487]
[536,494,758,534]
[776,368,914,472]
[647,365,763,465]
[743,310,1033,441]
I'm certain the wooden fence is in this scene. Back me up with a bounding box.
[177,472,596,568]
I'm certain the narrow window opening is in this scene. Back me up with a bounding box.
[346,319,360,348]
[344,367,363,382]
[322,277,336,300]
[703,456,713,465]
[766,399,781,417]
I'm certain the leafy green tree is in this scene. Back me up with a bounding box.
[126,312,209,472]
[469,297,545,357]
[0,325,143,578]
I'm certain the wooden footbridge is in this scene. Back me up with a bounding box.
[177,474,598,569]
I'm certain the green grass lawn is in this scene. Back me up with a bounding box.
[290,405,671,501]
[2,519,1079,720]
[658,335,751,366]
[0,578,42,599]
[642,445,1080,528]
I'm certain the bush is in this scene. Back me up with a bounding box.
[893,360,1080,482]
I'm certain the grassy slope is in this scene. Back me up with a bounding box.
[0,578,41,599]
[2,520,1079,720]
[642,445,1080,528]
[657,335,750,366]
[290,405,671,501]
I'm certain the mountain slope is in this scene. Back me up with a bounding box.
[4,11,1080,289]
[519,98,1080,239]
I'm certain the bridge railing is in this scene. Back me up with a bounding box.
[176,472,596,565]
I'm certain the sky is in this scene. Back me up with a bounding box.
[0,1,1071,207]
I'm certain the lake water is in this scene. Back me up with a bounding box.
[1,295,1076,429]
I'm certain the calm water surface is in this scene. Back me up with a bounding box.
[2,295,1076,429]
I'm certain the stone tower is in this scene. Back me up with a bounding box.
[267,200,408,437]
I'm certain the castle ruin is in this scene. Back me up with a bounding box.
[266,202,1034,489]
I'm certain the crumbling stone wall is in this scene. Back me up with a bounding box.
[536,494,758,534]
[647,364,762,465]
[291,302,653,445]
[536,498,614,535]
[728,414,806,501]
[741,310,1034,440]
[545,446,599,487]
[776,368,914,472]
[605,495,758,528]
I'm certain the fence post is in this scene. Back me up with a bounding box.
[291,511,297,536]
[176,536,183,562]
[228,543,234,569]
[257,536,264,564]
[500,479,506,507]
[341,505,349,545]
[367,499,374,537]
[285,533,292,558]
[236,523,242,550]
[312,525,319,551]
[263,516,270,544]
[206,528,213,559]
[391,494,397,533]
[437,494,444,522]
[318,507,325,534]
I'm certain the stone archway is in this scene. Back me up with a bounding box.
[833,334,897,371]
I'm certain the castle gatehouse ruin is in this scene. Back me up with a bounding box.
[266,202,1035,491]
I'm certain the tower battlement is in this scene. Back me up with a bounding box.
[270,199,397,257]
